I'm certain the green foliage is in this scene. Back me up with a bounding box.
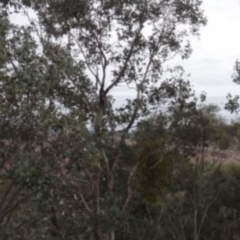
[4,1,240,240]
[219,164,240,209]
[135,139,174,203]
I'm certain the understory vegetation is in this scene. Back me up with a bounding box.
[1,0,240,240]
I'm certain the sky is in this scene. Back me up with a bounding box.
[10,0,240,119]
[170,0,240,118]
[108,0,240,119]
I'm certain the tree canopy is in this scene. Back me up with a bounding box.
[1,1,240,240]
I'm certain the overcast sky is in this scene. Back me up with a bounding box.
[170,0,240,118]
[110,0,240,119]
[11,0,240,119]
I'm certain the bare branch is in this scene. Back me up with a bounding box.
[122,165,137,213]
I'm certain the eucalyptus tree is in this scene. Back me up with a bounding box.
[226,60,240,113]
[0,1,207,239]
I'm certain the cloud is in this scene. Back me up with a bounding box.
[167,0,240,102]
[9,0,240,119]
